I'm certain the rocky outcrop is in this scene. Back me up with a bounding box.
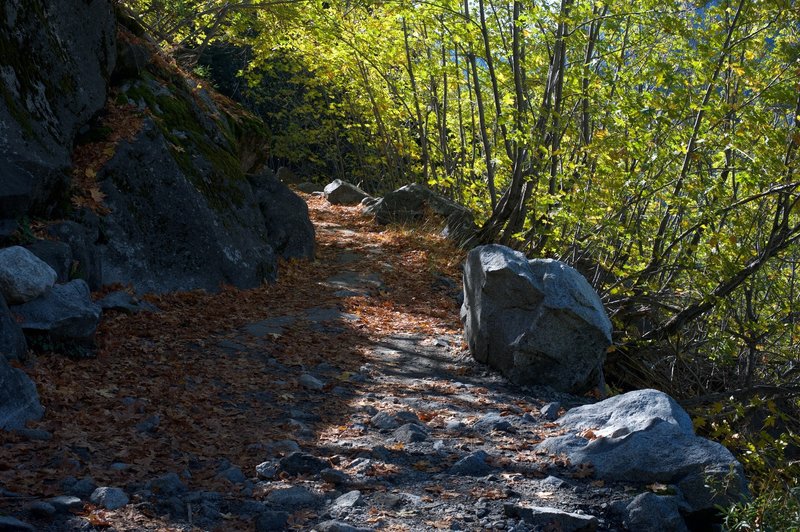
[250,171,316,260]
[324,180,371,205]
[538,389,748,515]
[0,354,44,430]
[364,183,477,245]
[0,0,115,222]
[461,244,611,393]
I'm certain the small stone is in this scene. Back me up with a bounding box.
[450,451,492,477]
[264,439,301,457]
[314,520,375,532]
[25,501,56,517]
[255,510,290,531]
[218,466,246,484]
[147,472,187,496]
[265,486,319,509]
[136,414,161,433]
[256,461,279,480]
[279,452,328,476]
[90,487,129,510]
[64,477,97,498]
[110,462,130,471]
[370,411,399,430]
[395,410,421,424]
[47,495,83,513]
[540,476,567,489]
[504,504,598,531]
[0,516,35,531]
[540,402,561,421]
[393,423,428,443]
[321,468,349,485]
[299,373,325,391]
[332,490,363,509]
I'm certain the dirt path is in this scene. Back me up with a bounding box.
[1,194,624,531]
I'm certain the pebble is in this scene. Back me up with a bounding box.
[279,452,328,476]
[264,439,301,457]
[321,468,349,485]
[265,486,320,509]
[332,490,364,509]
[147,472,187,496]
[218,466,247,484]
[136,414,161,433]
[370,411,399,430]
[90,487,129,510]
[256,461,279,480]
[299,373,325,391]
[65,477,97,498]
[450,451,492,476]
[47,495,83,513]
[540,402,561,421]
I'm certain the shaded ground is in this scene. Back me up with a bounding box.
[1,194,628,531]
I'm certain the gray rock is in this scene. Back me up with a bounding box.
[13,428,51,441]
[25,501,56,517]
[12,279,101,342]
[0,0,115,221]
[256,510,290,531]
[45,221,102,290]
[135,414,160,433]
[450,450,493,477]
[265,486,319,509]
[320,468,349,485]
[255,461,279,480]
[474,412,515,433]
[279,452,328,476]
[461,245,611,393]
[0,296,27,360]
[504,504,598,531]
[324,180,371,205]
[393,423,428,443]
[332,490,364,509]
[245,316,296,337]
[65,477,97,498]
[47,495,83,513]
[95,119,278,294]
[263,439,301,457]
[363,183,477,245]
[370,411,399,430]
[218,466,246,484]
[249,170,316,260]
[540,402,562,421]
[537,389,748,512]
[89,487,129,510]
[97,291,159,314]
[299,373,325,391]
[624,493,688,532]
[0,516,35,531]
[0,353,43,430]
[314,520,375,532]
[0,247,57,304]
[25,240,73,284]
[297,182,324,193]
[147,472,187,496]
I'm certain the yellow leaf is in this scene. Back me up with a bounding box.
[85,168,96,178]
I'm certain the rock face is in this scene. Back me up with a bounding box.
[0,296,27,360]
[364,183,477,245]
[324,180,371,205]
[12,280,102,343]
[537,389,748,513]
[0,0,116,221]
[461,245,611,393]
[0,247,58,304]
[0,354,44,430]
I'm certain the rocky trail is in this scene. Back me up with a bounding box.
[2,193,712,532]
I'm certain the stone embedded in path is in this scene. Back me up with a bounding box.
[332,490,364,510]
[461,244,611,393]
[279,452,328,476]
[504,504,598,531]
[47,495,83,513]
[370,411,400,430]
[315,520,375,532]
[97,291,159,314]
[256,461,279,480]
[12,279,102,343]
[321,468,350,485]
[537,389,748,513]
[393,423,428,443]
[90,486,129,510]
[0,246,57,304]
[540,402,562,421]
[324,180,372,205]
[298,373,325,391]
[147,472,187,496]
[449,450,493,477]
[265,486,320,509]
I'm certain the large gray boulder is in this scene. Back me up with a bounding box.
[537,389,748,513]
[0,0,116,220]
[0,296,27,360]
[0,246,58,304]
[364,183,477,245]
[249,171,316,260]
[95,118,278,293]
[324,180,371,205]
[0,354,44,430]
[12,279,102,342]
[461,245,611,393]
